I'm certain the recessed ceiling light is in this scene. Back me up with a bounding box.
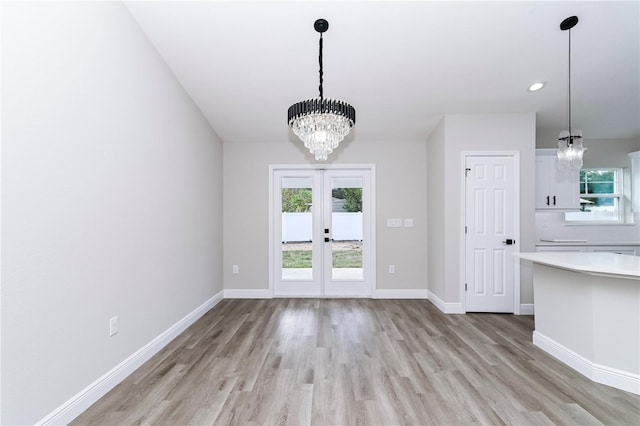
[528,82,545,92]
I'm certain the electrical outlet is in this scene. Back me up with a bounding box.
[388,265,395,274]
[404,219,414,227]
[233,265,239,274]
[109,316,119,337]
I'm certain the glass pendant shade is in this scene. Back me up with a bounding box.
[557,129,583,172]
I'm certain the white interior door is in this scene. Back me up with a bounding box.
[465,155,517,313]
[273,167,373,297]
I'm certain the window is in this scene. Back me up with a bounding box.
[565,169,623,223]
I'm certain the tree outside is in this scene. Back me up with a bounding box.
[332,188,362,212]
[282,188,312,212]
[281,187,362,212]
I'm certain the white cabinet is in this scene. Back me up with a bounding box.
[535,149,579,210]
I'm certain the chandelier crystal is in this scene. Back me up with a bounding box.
[288,19,355,161]
[556,16,584,172]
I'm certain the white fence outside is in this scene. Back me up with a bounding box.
[282,213,312,242]
[282,212,363,242]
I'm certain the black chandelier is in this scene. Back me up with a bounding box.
[287,19,356,161]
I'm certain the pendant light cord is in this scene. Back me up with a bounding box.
[318,32,324,103]
[568,29,572,145]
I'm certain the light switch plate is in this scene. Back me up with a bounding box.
[404,219,414,227]
[387,219,403,228]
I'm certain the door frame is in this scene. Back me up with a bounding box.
[460,151,521,314]
[268,164,376,298]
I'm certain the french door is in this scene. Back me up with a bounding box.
[271,167,374,297]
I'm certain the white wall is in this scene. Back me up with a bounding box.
[225,113,536,306]
[429,113,537,306]
[426,119,446,301]
[1,2,223,424]
[223,138,428,293]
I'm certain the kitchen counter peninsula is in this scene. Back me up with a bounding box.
[516,252,640,395]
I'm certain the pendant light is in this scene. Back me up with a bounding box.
[557,15,584,172]
[287,19,356,161]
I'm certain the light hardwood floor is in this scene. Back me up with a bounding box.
[72,299,640,425]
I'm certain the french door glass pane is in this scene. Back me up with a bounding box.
[331,177,364,281]
[281,177,313,281]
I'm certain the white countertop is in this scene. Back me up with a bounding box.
[516,252,640,279]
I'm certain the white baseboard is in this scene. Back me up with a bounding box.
[519,303,535,315]
[374,289,428,299]
[224,288,272,298]
[225,289,429,299]
[426,290,464,314]
[533,331,640,395]
[36,291,224,425]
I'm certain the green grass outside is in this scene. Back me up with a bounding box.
[282,250,362,268]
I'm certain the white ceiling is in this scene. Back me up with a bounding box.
[125,1,640,144]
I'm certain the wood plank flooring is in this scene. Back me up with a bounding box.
[72,299,640,425]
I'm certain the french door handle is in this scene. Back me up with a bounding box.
[324,237,331,242]
[546,196,550,205]
[553,195,556,205]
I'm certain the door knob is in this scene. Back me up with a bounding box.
[502,239,515,245]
